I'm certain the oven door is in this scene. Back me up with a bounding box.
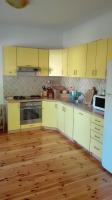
[20,101,42,125]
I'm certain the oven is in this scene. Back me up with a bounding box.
[20,101,42,125]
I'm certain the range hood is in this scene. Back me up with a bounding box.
[17,66,41,72]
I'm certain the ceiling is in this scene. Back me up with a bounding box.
[0,0,112,31]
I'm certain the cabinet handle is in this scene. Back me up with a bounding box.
[94,146,100,151]
[74,70,75,75]
[76,70,77,75]
[92,70,94,76]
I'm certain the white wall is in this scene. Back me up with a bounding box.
[0,24,63,48]
[0,47,3,104]
[63,11,112,47]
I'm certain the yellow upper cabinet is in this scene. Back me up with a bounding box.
[49,49,62,76]
[86,41,97,78]
[62,48,68,76]
[3,46,17,76]
[17,47,39,67]
[68,47,74,76]
[76,44,87,77]
[68,44,87,77]
[107,38,112,64]
[95,39,108,79]
[38,49,49,76]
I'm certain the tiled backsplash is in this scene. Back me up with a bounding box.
[61,77,106,95]
[3,75,61,97]
[3,75,106,97]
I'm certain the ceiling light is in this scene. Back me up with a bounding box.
[6,0,29,9]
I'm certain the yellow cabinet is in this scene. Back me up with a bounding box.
[49,49,62,76]
[68,44,87,77]
[17,47,38,67]
[7,102,20,132]
[42,101,58,128]
[73,109,91,151]
[38,49,49,76]
[86,41,97,78]
[90,116,104,160]
[3,46,17,76]
[58,102,73,139]
[76,44,87,77]
[62,48,68,76]
[95,39,108,79]
[107,38,112,65]
[68,47,77,76]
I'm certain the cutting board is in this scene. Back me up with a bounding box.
[84,88,95,105]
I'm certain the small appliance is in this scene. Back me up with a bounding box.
[93,95,105,111]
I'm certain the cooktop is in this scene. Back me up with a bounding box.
[13,95,41,100]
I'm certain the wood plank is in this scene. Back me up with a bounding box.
[0,129,112,200]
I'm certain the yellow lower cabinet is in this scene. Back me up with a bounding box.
[7,102,20,132]
[57,102,65,133]
[42,101,58,128]
[58,103,73,139]
[90,138,102,159]
[73,109,91,151]
[64,104,73,139]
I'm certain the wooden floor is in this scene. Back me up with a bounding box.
[0,129,112,200]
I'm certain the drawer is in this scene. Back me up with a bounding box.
[91,123,103,134]
[91,130,103,143]
[91,116,104,126]
[90,138,102,159]
[21,123,42,129]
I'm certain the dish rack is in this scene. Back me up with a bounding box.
[0,105,5,132]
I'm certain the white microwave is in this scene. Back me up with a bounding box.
[93,95,105,112]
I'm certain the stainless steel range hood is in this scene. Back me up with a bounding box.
[17,66,40,72]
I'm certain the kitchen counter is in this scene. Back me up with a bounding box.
[6,97,104,119]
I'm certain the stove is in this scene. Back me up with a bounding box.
[13,95,41,100]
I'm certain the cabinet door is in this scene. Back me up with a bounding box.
[42,101,58,128]
[17,47,38,67]
[49,49,62,76]
[57,102,65,133]
[68,47,75,76]
[3,46,17,76]
[86,41,97,78]
[77,44,87,77]
[107,38,112,64]
[96,39,107,79]
[62,48,68,76]
[7,103,20,131]
[74,110,91,150]
[39,49,49,76]
[64,105,73,139]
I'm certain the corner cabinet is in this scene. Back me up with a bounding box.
[38,49,49,76]
[7,102,20,132]
[49,49,62,76]
[17,47,39,67]
[73,109,91,151]
[3,46,17,76]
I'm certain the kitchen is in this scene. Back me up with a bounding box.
[0,0,112,199]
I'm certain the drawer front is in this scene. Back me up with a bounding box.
[91,116,104,126]
[91,130,103,143]
[91,123,103,135]
[90,138,102,159]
